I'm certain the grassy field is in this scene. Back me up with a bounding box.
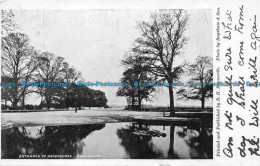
[1,109,212,129]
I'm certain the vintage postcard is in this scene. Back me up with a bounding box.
[0,0,259,166]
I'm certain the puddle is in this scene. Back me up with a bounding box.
[1,122,212,159]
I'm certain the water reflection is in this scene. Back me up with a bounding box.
[116,123,165,159]
[116,123,212,159]
[1,124,105,159]
[2,122,212,159]
[174,126,213,159]
[168,125,175,158]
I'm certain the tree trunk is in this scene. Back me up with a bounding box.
[138,95,142,111]
[12,80,19,110]
[201,95,205,109]
[21,82,28,110]
[168,125,175,156]
[168,85,175,116]
[47,97,51,109]
[131,94,135,110]
[66,90,69,109]
[137,86,141,111]
[22,94,25,110]
[201,78,205,110]
[12,99,19,110]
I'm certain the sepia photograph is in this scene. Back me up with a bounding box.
[1,9,213,159]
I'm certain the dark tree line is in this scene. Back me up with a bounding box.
[117,10,213,115]
[1,10,107,110]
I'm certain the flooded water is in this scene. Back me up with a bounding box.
[1,122,213,159]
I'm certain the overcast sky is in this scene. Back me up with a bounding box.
[14,9,212,106]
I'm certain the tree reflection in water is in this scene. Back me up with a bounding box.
[117,123,212,159]
[168,125,176,158]
[1,124,105,159]
[175,125,213,159]
[116,124,165,159]
[2,123,213,159]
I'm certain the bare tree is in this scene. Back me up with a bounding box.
[177,56,213,109]
[35,52,64,109]
[133,10,189,116]
[1,10,18,35]
[61,62,82,109]
[117,52,156,110]
[1,32,39,109]
[61,62,82,83]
